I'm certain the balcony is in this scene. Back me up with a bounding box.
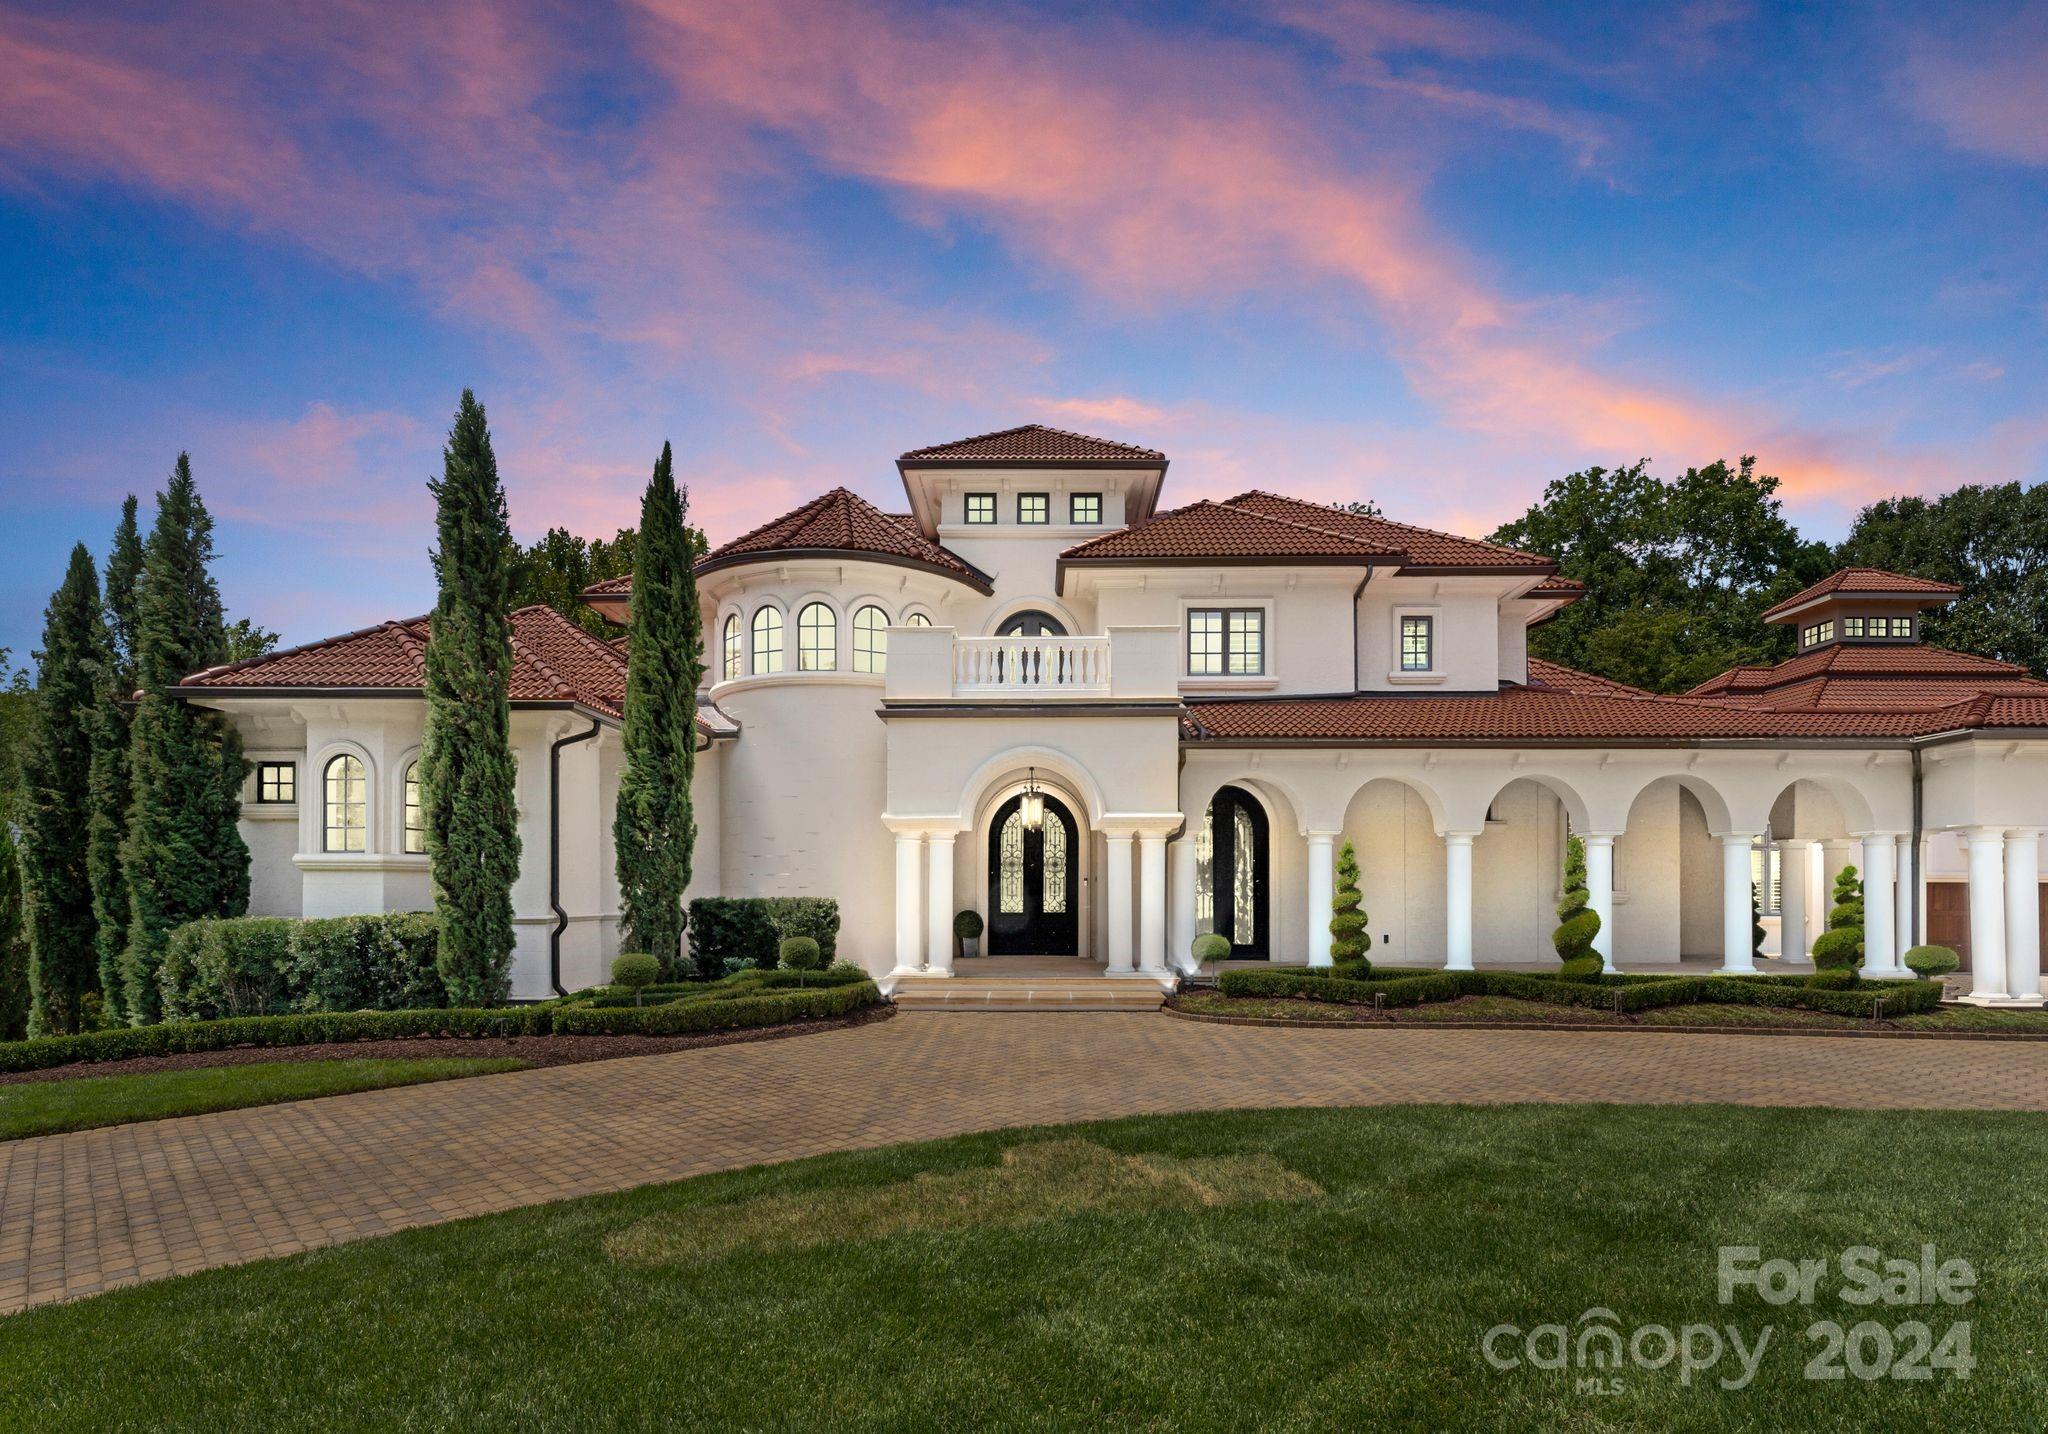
[885,625,1180,703]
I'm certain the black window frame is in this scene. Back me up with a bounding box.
[964,492,997,525]
[1017,492,1049,525]
[255,761,296,805]
[1399,614,1434,672]
[1187,607,1265,677]
[1069,492,1102,525]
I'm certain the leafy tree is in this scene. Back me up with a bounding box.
[88,496,143,1021]
[222,617,279,664]
[0,822,27,1040]
[1328,839,1368,963]
[122,455,251,1024]
[21,545,106,1033]
[1492,458,1833,692]
[0,650,32,830]
[509,526,640,636]
[1552,834,1601,975]
[420,391,522,1006]
[612,443,702,978]
[1836,483,2048,674]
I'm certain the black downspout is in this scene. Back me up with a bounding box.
[1351,567,1374,692]
[549,718,603,998]
[1910,746,1924,948]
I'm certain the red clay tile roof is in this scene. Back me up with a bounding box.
[1760,567,1963,622]
[1219,491,1554,571]
[181,605,643,721]
[1060,500,1399,563]
[694,487,992,592]
[1528,575,1585,597]
[1525,657,1655,698]
[900,424,1165,463]
[1683,643,2048,713]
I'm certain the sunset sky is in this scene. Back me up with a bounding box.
[2,0,2043,657]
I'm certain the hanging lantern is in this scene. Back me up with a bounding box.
[1020,767,1045,832]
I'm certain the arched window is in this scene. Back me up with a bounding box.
[721,613,741,681]
[906,612,933,628]
[797,602,837,671]
[402,762,426,855]
[323,754,367,853]
[853,605,889,673]
[751,607,783,674]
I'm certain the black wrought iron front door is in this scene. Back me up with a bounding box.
[987,793,1079,955]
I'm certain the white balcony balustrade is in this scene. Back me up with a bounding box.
[953,636,1110,694]
[885,625,1180,703]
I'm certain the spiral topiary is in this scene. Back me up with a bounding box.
[1552,834,1601,977]
[1329,839,1369,965]
[1810,864,1864,972]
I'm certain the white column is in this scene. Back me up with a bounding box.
[1444,832,1476,971]
[1894,835,1915,963]
[1306,831,1337,968]
[892,832,925,975]
[1859,834,1898,978]
[1170,836,1198,972]
[1779,838,1812,964]
[2005,829,2041,1006]
[924,831,956,977]
[1582,834,1616,973]
[1138,833,1168,974]
[1717,834,1759,974]
[1105,832,1135,974]
[1966,828,2008,1002]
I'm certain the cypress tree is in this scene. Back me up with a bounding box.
[1328,839,1368,966]
[21,545,106,1033]
[122,456,251,1023]
[0,823,28,1040]
[420,391,521,1005]
[612,442,702,977]
[88,496,143,1020]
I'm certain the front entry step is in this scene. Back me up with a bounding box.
[892,976,1169,1012]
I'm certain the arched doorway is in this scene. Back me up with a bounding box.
[1198,784,1269,958]
[996,609,1067,637]
[988,791,1079,954]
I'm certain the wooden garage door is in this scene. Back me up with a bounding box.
[1924,881,2048,972]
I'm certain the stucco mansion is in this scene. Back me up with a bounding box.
[177,426,2048,1006]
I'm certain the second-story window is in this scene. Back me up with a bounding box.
[1188,608,1265,676]
[853,605,888,674]
[798,602,837,671]
[1070,493,1101,524]
[403,762,426,854]
[752,607,784,673]
[721,613,741,680]
[256,761,295,804]
[964,493,996,525]
[1018,493,1048,524]
[323,754,367,853]
[1400,615,1434,672]
[906,612,933,628]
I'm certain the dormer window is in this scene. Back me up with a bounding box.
[964,493,996,525]
[1400,615,1434,672]
[1018,493,1049,524]
[1071,493,1101,524]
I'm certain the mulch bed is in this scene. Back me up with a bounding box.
[0,1004,895,1086]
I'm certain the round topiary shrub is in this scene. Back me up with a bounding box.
[1904,944,1959,980]
[779,936,822,972]
[1806,966,1858,990]
[611,952,660,1006]
[1191,932,1232,965]
[953,910,983,940]
[1552,835,1602,974]
[1809,928,1862,971]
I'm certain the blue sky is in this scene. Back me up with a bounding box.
[1,0,2043,660]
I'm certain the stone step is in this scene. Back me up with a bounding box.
[891,978,1168,1012]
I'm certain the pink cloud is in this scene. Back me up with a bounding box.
[1899,13,2048,165]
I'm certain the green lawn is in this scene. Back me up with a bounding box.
[0,1058,528,1141]
[4,1105,2043,1428]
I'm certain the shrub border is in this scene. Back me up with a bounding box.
[1164,1000,2048,1041]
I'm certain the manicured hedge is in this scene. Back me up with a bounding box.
[1214,965,1944,1019]
[551,979,879,1035]
[686,897,842,975]
[159,912,445,1022]
[0,1006,552,1075]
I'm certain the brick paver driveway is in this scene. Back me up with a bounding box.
[5,1013,2048,1314]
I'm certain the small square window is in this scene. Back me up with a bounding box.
[256,762,296,804]
[1018,493,1049,524]
[1070,493,1102,524]
[1400,615,1434,672]
[1843,617,1865,637]
[964,493,996,524]
[1891,616,1914,638]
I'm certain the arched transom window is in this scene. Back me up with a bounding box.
[906,612,933,628]
[797,602,837,671]
[402,761,426,855]
[751,606,783,674]
[721,613,741,681]
[853,605,888,673]
[323,754,367,853]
